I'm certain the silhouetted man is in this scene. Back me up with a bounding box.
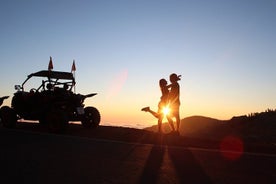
[167,73,181,134]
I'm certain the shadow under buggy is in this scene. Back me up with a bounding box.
[1,70,100,132]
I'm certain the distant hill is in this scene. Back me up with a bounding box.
[145,109,276,143]
[145,115,230,140]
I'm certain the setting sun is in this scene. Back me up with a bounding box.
[162,106,171,116]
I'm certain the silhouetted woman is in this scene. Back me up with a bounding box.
[141,78,169,133]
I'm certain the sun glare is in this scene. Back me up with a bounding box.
[162,106,170,116]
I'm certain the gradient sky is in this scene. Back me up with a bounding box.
[1,0,275,128]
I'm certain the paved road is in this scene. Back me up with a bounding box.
[0,128,275,184]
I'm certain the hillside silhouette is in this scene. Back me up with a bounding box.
[145,109,276,143]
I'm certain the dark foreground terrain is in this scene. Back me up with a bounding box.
[0,122,275,184]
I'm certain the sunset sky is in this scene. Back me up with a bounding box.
[1,0,275,128]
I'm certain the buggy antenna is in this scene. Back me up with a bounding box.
[71,60,76,93]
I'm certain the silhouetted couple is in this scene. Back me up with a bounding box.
[142,73,181,134]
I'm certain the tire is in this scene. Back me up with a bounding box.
[46,109,68,133]
[0,106,17,128]
[81,107,101,128]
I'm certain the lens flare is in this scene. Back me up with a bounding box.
[220,135,244,161]
[106,69,128,100]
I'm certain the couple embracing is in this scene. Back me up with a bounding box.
[142,73,181,134]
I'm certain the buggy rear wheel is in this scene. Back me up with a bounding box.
[81,107,101,128]
[46,109,68,133]
[0,106,17,128]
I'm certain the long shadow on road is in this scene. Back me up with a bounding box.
[139,144,165,183]
[167,145,212,183]
[139,135,212,183]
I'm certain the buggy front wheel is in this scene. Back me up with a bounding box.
[81,107,101,128]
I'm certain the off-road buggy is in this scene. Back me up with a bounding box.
[1,70,101,132]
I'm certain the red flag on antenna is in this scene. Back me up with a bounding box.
[71,60,76,72]
[48,56,53,71]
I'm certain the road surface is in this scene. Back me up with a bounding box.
[0,127,275,184]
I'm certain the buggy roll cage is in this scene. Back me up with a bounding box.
[18,70,76,92]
